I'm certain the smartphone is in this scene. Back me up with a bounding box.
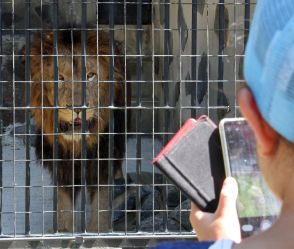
[219,118,280,236]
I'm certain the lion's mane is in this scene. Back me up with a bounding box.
[29,30,128,192]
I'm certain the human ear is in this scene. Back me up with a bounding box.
[238,87,279,155]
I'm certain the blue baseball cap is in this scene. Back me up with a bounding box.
[244,0,294,142]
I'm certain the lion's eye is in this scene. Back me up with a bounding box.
[59,74,65,82]
[87,72,96,81]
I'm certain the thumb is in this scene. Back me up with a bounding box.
[216,177,238,217]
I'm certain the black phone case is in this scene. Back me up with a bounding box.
[153,116,225,212]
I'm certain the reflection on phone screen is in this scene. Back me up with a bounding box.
[223,119,280,235]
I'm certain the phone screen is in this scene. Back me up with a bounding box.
[220,118,280,235]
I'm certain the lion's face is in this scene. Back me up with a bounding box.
[48,55,109,139]
[29,31,124,155]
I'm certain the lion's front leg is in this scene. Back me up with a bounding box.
[57,187,74,232]
[87,186,109,232]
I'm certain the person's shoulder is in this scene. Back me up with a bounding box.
[151,240,234,249]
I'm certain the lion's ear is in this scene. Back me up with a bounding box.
[41,31,54,55]
[43,32,54,43]
[20,46,26,65]
[25,32,53,56]
[20,44,34,64]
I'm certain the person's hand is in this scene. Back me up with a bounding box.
[189,177,241,243]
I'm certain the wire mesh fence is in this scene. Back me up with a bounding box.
[0,0,255,242]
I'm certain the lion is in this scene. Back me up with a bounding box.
[27,30,128,232]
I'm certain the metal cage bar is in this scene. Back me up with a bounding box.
[52,0,59,234]
[244,0,251,47]
[69,0,76,234]
[0,0,3,236]
[217,0,228,118]
[11,0,16,237]
[80,0,88,233]
[95,0,101,234]
[123,0,128,234]
[191,0,198,117]
[163,0,171,232]
[24,0,31,235]
[135,0,143,232]
[217,0,225,112]
[40,0,45,235]
[108,0,116,233]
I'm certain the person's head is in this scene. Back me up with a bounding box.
[240,0,294,201]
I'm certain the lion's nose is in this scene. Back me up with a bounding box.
[74,108,81,115]
[66,104,89,114]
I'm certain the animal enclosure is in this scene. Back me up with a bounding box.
[0,0,255,246]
